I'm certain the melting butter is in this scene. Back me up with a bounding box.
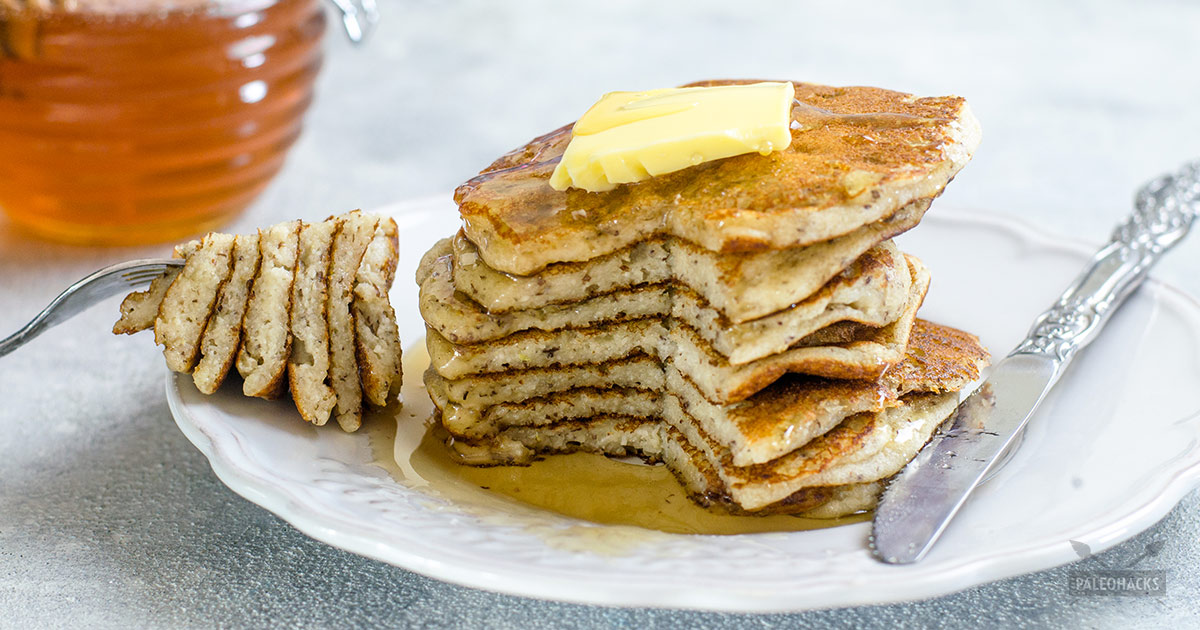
[549,82,794,193]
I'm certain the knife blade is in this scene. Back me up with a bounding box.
[871,161,1200,564]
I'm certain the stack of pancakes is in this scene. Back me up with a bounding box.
[420,80,989,516]
[114,211,403,432]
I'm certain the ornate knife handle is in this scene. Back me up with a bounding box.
[1013,161,1200,362]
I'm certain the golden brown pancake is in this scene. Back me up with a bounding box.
[445,199,927,323]
[327,211,380,431]
[456,80,980,274]
[113,241,199,336]
[154,233,236,373]
[420,238,913,364]
[439,392,959,516]
[425,256,929,403]
[114,214,403,431]
[428,319,988,468]
[192,232,262,394]
[666,391,959,511]
[287,219,339,425]
[237,220,302,399]
[353,217,404,415]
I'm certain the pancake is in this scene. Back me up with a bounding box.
[455,81,980,274]
[662,424,892,517]
[430,384,661,440]
[113,213,404,431]
[446,414,666,468]
[421,238,912,364]
[672,318,985,465]
[236,220,302,399]
[668,259,925,399]
[666,391,959,510]
[428,319,987,467]
[447,199,926,322]
[673,366,890,466]
[287,219,339,425]
[113,268,182,336]
[154,233,236,373]
[327,211,379,431]
[352,217,403,415]
[192,232,262,394]
[439,391,958,516]
[667,429,886,518]
[429,353,665,410]
[426,255,928,403]
[444,413,887,517]
[113,241,199,335]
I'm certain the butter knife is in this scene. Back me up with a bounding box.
[871,161,1200,564]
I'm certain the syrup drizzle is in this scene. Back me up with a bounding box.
[365,340,869,538]
[453,85,952,269]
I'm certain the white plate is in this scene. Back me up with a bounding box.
[168,197,1200,612]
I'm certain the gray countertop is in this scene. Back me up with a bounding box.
[3,0,1200,627]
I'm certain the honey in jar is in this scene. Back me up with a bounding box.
[0,0,326,244]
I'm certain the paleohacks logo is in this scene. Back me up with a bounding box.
[1067,539,1167,597]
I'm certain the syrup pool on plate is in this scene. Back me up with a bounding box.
[363,339,870,537]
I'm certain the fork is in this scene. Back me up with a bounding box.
[0,259,184,358]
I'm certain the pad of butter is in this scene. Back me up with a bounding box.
[549,81,794,193]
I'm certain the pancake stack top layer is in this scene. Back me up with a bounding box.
[418,80,989,517]
[114,211,403,432]
[455,79,981,274]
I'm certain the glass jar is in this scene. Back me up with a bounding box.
[0,0,327,244]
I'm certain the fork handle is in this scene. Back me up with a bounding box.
[0,299,74,358]
[0,259,179,358]
[1012,161,1199,363]
[0,322,41,358]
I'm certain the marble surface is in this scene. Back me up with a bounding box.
[2,0,1199,627]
